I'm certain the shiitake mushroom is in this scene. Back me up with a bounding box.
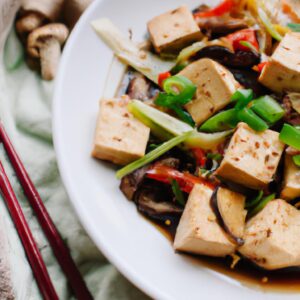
[210,186,246,246]
[195,46,260,68]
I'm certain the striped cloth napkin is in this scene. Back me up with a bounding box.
[0,0,149,299]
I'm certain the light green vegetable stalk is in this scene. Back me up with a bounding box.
[116,131,192,179]
[258,8,282,41]
[128,100,232,150]
[92,18,176,83]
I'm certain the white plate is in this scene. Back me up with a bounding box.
[53,1,298,299]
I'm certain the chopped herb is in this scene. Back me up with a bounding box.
[171,180,186,206]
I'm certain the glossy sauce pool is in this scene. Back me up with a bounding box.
[150,219,300,293]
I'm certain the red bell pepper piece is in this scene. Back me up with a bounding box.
[193,0,234,18]
[158,71,171,87]
[146,164,214,193]
[191,148,207,167]
[227,29,259,52]
[257,62,268,73]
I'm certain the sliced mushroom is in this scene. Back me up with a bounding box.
[210,187,246,246]
[27,23,69,80]
[195,46,260,68]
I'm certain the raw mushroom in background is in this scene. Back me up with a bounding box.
[15,0,93,80]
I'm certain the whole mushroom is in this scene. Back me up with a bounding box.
[27,23,69,80]
[16,12,46,43]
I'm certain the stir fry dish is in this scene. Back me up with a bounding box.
[91,0,300,276]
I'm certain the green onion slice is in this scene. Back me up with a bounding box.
[171,180,186,206]
[293,155,300,167]
[116,131,192,179]
[200,109,239,132]
[248,193,276,218]
[279,124,300,150]
[237,107,268,131]
[245,190,264,209]
[250,95,285,124]
[258,8,282,41]
[287,23,300,32]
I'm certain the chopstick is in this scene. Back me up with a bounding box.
[0,123,93,300]
[0,161,59,300]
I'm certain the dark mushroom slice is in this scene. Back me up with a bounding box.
[196,16,248,36]
[195,46,260,68]
[282,93,300,126]
[229,68,269,97]
[126,72,151,101]
[210,186,246,246]
[120,166,149,200]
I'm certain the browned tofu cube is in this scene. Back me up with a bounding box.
[239,200,300,270]
[216,123,285,190]
[259,33,300,93]
[179,58,240,124]
[92,98,150,165]
[147,5,202,54]
[281,155,300,201]
[174,184,244,257]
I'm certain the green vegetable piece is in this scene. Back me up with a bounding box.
[171,62,189,74]
[258,8,282,41]
[293,155,300,167]
[250,96,285,124]
[245,190,264,209]
[116,131,193,179]
[171,105,195,127]
[239,41,258,53]
[232,89,254,110]
[206,153,222,161]
[248,193,275,218]
[200,109,239,132]
[237,107,268,131]
[128,100,192,137]
[287,23,300,32]
[171,180,186,206]
[128,100,233,149]
[155,75,196,107]
[279,124,300,150]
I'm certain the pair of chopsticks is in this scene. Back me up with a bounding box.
[0,122,93,300]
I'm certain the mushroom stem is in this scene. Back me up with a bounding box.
[39,38,61,80]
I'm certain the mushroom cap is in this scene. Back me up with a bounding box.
[27,23,69,57]
[16,12,45,36]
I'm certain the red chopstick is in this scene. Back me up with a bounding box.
[0,123,93,300]
[0,162,59,300]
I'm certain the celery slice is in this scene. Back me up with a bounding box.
[129,100,232,149]
[116,131,192,179]
[92,18,175,83]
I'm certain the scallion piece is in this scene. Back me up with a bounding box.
[231,89,254,108]
[245,190,264,209]
[287,23,300,32]
[200,109,239,132]
[279,124,300,150]
[250,96,285,124]
[237,107,268,131]
[239,41,259,53]
[258,8,282,41]
[248,193,275,218]
[116,131,192,179]
[171,180,186,206]
[293,155,300,167]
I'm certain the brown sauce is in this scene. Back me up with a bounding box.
[150,219,300,293]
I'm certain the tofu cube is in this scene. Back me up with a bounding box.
[259,33,300,93]
[239,200,300,270]
[174,184,237,257]
[92,98,150,165]
[216,123,285,190]
[179,58,241,124]
[281,155,300,201]
[147,5,202,54]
